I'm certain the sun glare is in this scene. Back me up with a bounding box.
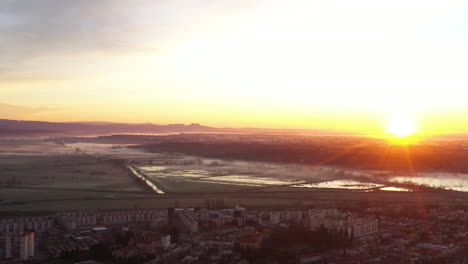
[386,113,417,138]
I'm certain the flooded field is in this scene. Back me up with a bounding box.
[390,174,468,192]
[138,165,303,188]
[2,139,466,195]
[135,160,468,193]
[1,138,466,213]
[379,186,411,192]
[293,180,383,190]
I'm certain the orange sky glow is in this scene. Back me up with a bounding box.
[1,0,467,136]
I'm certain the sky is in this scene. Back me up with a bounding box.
[1,0,468,135]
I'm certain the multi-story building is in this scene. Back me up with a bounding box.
[280,210,303,222]
[308,209,378,239]
[192,208,210,221]
[100,209,166,225]
[0,234,11,260]
[0,216,53,233]
[57,210,97,231]
[150,217,168,228]
[238,232,263,249]
[205,199,225,210]
[160,234,171,250]
[56,209,167,230]
[308,209,326,228]
[2,232,35,261]
[269,211,281,225]
[296,253,327,264]
[210,214,234,227]
[348,217,378,239]
[20,231,34,260]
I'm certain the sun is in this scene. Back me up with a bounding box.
[386,113,417,138]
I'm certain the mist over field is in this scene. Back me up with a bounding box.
[2,137,467,193]
[2,1,468,262]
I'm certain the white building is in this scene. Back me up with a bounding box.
[19,232,34,260]
[151,217,168,228]
[308,209,378,239]
[0,216,53,233]
[280,210,303,222]
[160,234,171,250]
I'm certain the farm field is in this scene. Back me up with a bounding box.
[0,139,150,211]
[1,138,467,213]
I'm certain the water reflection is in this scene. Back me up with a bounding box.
[379,186,411,192]
[199,175,302,186]
[127,165,165,194]
[293,180,383,190]
[136,165,468,193]
[390,175,468,192]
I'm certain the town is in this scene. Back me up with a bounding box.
[1,201,467,264]
[2,0,468,263]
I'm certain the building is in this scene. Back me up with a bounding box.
[296,253,327,264]
[281,210,303,222]
[205,199,225,210]
[160,234,171,250]
[239,232,263,249]
[0,216,53,233]
[210,214,234,227]
[100,209,166,225]
[1,232,35,261]
[308,209,378,239]
[349,218,378,239]
[269,211,281,225]
[151,217,168,228]
[57,209,168,230]
[18,232,34,261]
[112,245,138,260]
[134,231,171,251]
[0,234,11,260]
[57,211,97,231]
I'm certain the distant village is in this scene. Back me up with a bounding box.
[1,201,467,264]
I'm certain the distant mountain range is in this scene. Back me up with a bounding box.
[0,119,215,136]
[2,119,465,138]
[0,119,355,137]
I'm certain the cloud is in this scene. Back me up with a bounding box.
[0,1,161,87]
[0,1,136,64]
[0,1,255,62]
[0,0,467,130]
[0,0,257,82]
